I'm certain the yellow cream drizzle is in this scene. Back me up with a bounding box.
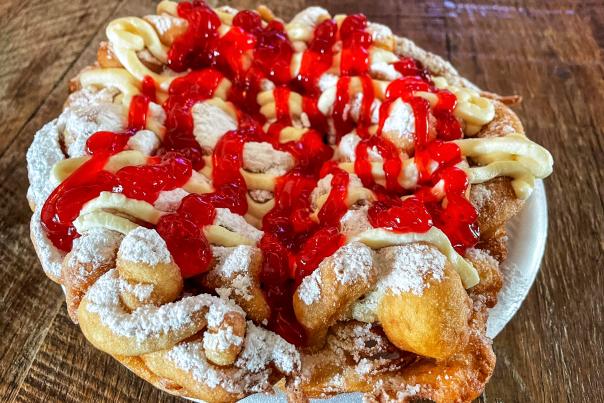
[455,135,553,199]
[79,68,140,106]
[74,192,258,246]
[106,17,173,91]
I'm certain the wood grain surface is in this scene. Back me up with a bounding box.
[0,0,602,402]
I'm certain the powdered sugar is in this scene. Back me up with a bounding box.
[318,72,338,92]
[30,208,65,280]
[127,129,160,155]
[118,227,172,266]
[236,321,300,374]
[310,173,364,211]
[370,61,401,81]
[297,271,322,305]
[351,244,446,323]
[203,324,243,352]
[470,184,493,212]
[192,100,237,151]
[69,228,122,268]
[154,188,189,212]
[58,102,126,157]
[466,247,499,268]
[207,299,242,327]
[349,93,381,125]
[26,119,65,207]
[335,132,383,163]
[381,98,416,154]
[85,269,228,341]
[330,242,375,284]
[211,246,259,301]
[297,242,374,305]
[376,244,446,294]
[242,142,295,175]
[248,189,274,203]
[166,341,230,390]
[214,208,263,243]
[166,321,299,394]
[340,206,373,238]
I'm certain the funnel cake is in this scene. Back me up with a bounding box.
[26,1,553,402]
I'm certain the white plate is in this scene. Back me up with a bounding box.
[233,180,548,403]
[486,179,547,337]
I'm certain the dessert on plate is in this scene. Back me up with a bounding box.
[26,1,553,401]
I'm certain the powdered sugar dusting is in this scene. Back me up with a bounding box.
[154,188,189,212]
[211,246,258,301]
[466,247,499,268]
[236,321,300,374]
[30,208,64,280]
[351,244,446,322]
[242,141,295,175]
[69,228,122,268]
[85,270,228,341]
[166,321,299,394]
[340,206,372,238]
[127,129,160,155]
[470,184,493,212]
[377,244,446,294]
[214,208,263,242]
[58,102,126,157]
[166,341,227,389]
[298,270,322,305]
[330,242,374,285]
[118,227,172,266]
[203,324,243,352]
[26,120,65,207]
[297,242,373,305]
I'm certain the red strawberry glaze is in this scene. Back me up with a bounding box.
[156,194,215,279]
[355,135,403,193]
[259,132,340,344]
[161,68,225,170]
[368,196,433,233]
[40,79,158,252]
[339,14,372,76]
[352,74,477,252]
[42,2,483,343]
[295,18,337,95]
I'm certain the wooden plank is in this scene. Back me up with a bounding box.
[15,309,180,403]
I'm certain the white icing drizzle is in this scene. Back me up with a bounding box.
[455,135,554,200]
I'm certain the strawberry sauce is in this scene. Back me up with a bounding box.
[42,1,480,345]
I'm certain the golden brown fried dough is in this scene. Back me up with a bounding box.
[377,263,472,360]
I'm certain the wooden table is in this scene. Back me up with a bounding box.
[0,0,602,401]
